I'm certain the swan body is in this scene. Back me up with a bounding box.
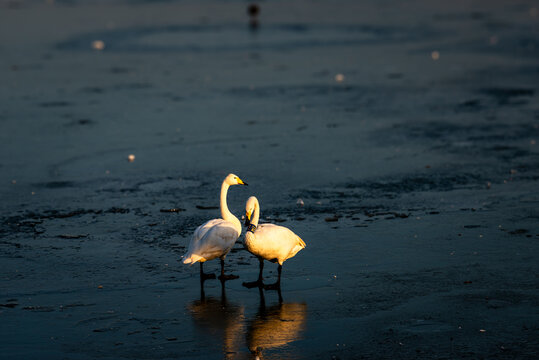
[182,173,247,279]
[243,196,306,288]
[183,219,239,264]
[244,224,305,266]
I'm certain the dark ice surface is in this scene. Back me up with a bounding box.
[1,0,538,358]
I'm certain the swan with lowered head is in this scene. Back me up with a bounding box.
[183,173,248,281]
[243,196,306,289]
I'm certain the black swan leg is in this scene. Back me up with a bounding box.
[218,258,239,281]
[264,264,282,290]
[243,258,264,288]
[200,262,216,282]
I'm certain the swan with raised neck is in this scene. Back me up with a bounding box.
[182,173,248,281]
[220,176,243,236]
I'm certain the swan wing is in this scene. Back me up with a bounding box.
[192,218,224,243]
[246,224,305,264]
[183,220,239,264]
[257,224,306,248]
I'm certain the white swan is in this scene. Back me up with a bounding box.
[183,173,248,281]
[243,196,306,289]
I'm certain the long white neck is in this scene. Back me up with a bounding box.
[220,182,232,220]
[251,198,260,227]
[220,181,241,234]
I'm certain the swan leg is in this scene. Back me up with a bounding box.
[257,286,266,309]
[199,279,206,301]
[200,262,216,282]
[242,258,264,288]
[220,280,227,303]
[218,258,239,281]
[264,264,282,290]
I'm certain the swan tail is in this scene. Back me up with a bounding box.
[182,253,204,265]
[296,235,306,248]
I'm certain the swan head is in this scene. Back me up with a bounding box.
[245,196,258,226]
[224,173,248,186]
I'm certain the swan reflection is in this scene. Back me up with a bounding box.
[188,283,307,359]
[247,288,307,359]
[187,282,245,359]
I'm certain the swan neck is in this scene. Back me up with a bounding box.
[251,198,260,227]
[219,180,241,236]
[220,182,234,222]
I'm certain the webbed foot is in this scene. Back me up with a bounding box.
[242,279,264,288]
[201,272,216,281]
[218,274,239,281]
[264,282,281,290]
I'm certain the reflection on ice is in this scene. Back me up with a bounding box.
[188,283,307,359]
[188,282,245,359]
[247,289,307,359]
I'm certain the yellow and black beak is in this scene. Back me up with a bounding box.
[237,177,248,186]
[244,211,251,227]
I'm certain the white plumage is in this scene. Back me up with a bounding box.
[243,196,306,288]
[183,219,238,264]
[182,173,248,280]
[244,224,305,266]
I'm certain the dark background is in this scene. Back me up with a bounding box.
[1,0,538,358]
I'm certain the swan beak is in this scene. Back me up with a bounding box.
[244,211,251,227]
[237,178,248,186]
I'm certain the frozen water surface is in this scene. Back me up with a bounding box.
[1,0,538,358]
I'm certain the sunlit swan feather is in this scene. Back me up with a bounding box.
[183,173,248,280]
[243,196,306,289]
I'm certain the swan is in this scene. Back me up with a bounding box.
[183,173,248,281]
[243,196,306,289]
